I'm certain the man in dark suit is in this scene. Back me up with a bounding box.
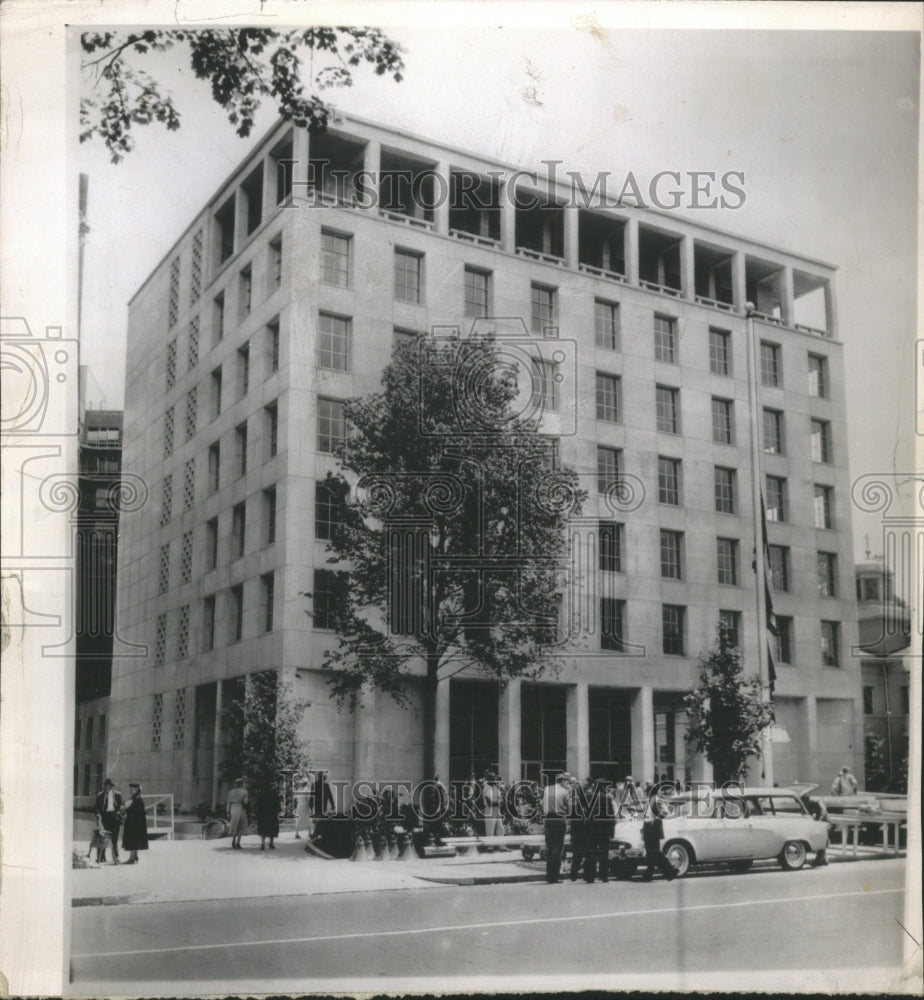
[94,778,124,864]
[312,770,336,817]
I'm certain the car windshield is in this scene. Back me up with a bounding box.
[745,795,807,816]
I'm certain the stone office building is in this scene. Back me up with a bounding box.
[107,114,863,808]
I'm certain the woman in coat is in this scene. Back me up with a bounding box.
[122,782,149,863]
[255,784,281,850]
[227,778,250,849]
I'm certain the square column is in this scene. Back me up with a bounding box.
[211,679,223,807]
[823,278,838,337]
[681,234,696,300]
[500,179,517,253]
[630,686,654,781]
[689,752,714,785]
[498,679,522,781]
[673,711,688,782]
[801,694,818,784]
[566,681,589,778]
[363,139,381,205]
[732,250,747,311]
[563,205,579,271]
[353,683,377,783]
[781,266,795,326]
[434,677,450,782]
[624,215,639,285]
[433,161,451,236]
[292,127,310,197]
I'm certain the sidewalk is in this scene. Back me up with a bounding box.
[72,835,544,906]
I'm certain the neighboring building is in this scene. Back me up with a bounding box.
[856,556,911,790]
[74,379,122,804]
[108,115,862,808]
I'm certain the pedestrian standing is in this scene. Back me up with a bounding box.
[227,778,249,849]
[641,795,679,882]
[121,782,149,864]
[541,772,571,884]
[568,777,591,882]
[255,783,281,850]
[831,765,858,796]
[481,772,505,847]
[94,778,124,865]
[313,770,336,817]
[584,779,616,884]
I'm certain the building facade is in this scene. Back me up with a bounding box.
[108,116,863,808]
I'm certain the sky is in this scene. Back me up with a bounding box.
[75,15,921,563]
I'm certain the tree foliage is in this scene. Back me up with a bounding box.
[863,726,889,792]
[309,334,586,776]
[683,622,774,784]
[218,669,312,792]
[80,28,405,162]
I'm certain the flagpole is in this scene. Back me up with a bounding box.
[745,305,774,787]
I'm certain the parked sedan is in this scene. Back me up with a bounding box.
[615,787,830,877]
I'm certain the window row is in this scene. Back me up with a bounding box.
[73,713,106,750]
[149,687,190,751]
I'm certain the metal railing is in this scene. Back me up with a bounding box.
[145,793,175,840]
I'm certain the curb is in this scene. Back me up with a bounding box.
[73,894,145,907]
[418,873,545,886]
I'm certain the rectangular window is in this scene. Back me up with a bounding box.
[601,597,626,651]
[160,474,173,526]
[541,437,561,472]
[714,467,736,514]
[230,584,244,643]
[662,605,685,655]
[168,256,180,329]
[394,327,418,352]
[317,397,347,454]
[394,249,422,303]
[811,419,831,463]
[185,387,197,441]
[208,442,220,493]
[206,517,218,570]
[531,283,556,334]
[232,501,246,560]
[719,609,740,648]
[808,353,828,398]
[211,367,222,419]
[180,531,193,584]
[98,714,106,747]
[75,719,81,750]
[177,605,190,659]
[261,572,275,633]
[158,543,170,594]
[709,328,730,375]
[820,620,840,667]
[717,537,739,585]
[235,422,248,477]
[237,344,250,398]
[597,446,622,494]
[900,685,909,714]
[190,229,203,303]
[166,339,177,390]
[596,372,621,423]
[242,163,263,235]
[83,764,91,797]
[183,458,195,509]
[213,292,225,344]
[321,230,351,287]
[760,341,781,387]
[264,487,277,545]
[269,236,282,291]
[203,595,215,652]
[464,267,490,317]
[318,313,350,372]
[313,569,336,629]
[86,716,94,749]
[658,457,681,506]
[775,616,793,664]
[239,265,252,320]
[712,397,733,444]
[164,405,175,461]
[656,386,679,434]
[267,318,280,374]
[660,530,683,580]
[863,686,874,715]
[599,521,623,573]
[595,299,619,350]
[155,613,167,666]
[766,476,787,522]
[769,545,789,592]
[152,693,163,751]
[817,551,837,597]
[763,408,784,454]
[532,357,560,412]
[95,762,104,793]
[814,484,833,529]
[315,481,343,540]
[174,688,188,748]
[265,402,279,458]
[188,316,200,370]
[654,315,676,363]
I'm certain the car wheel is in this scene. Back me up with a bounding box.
[663,840,692,877]
[728,859,753,872]
[522,846,535,861]
[779,840,807,870]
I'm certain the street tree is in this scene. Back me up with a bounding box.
[309,334,585,779]
[219,669,312,795]
[80,28,404,162]
[683,621,774,785]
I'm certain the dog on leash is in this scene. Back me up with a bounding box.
[88,827,113,864]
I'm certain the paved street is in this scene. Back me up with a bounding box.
[71,858,909,994]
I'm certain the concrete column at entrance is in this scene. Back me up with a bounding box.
[262,153,278,219]
[500,179,517,253]
[680,234,696,300]
[630,687,654,783]
[433,161,451,236]
[625,215,639,285]
[802,695,818,784]
[780,266,795,326]
[563,205,579,270]
[498,680,522,781]
[673,712,688,782]
[690,753,714,785]
[353,684,377,783]
[731,250,747,311]
[210,680,223,807]
[434,677,450,782]
[566,682,589,779]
